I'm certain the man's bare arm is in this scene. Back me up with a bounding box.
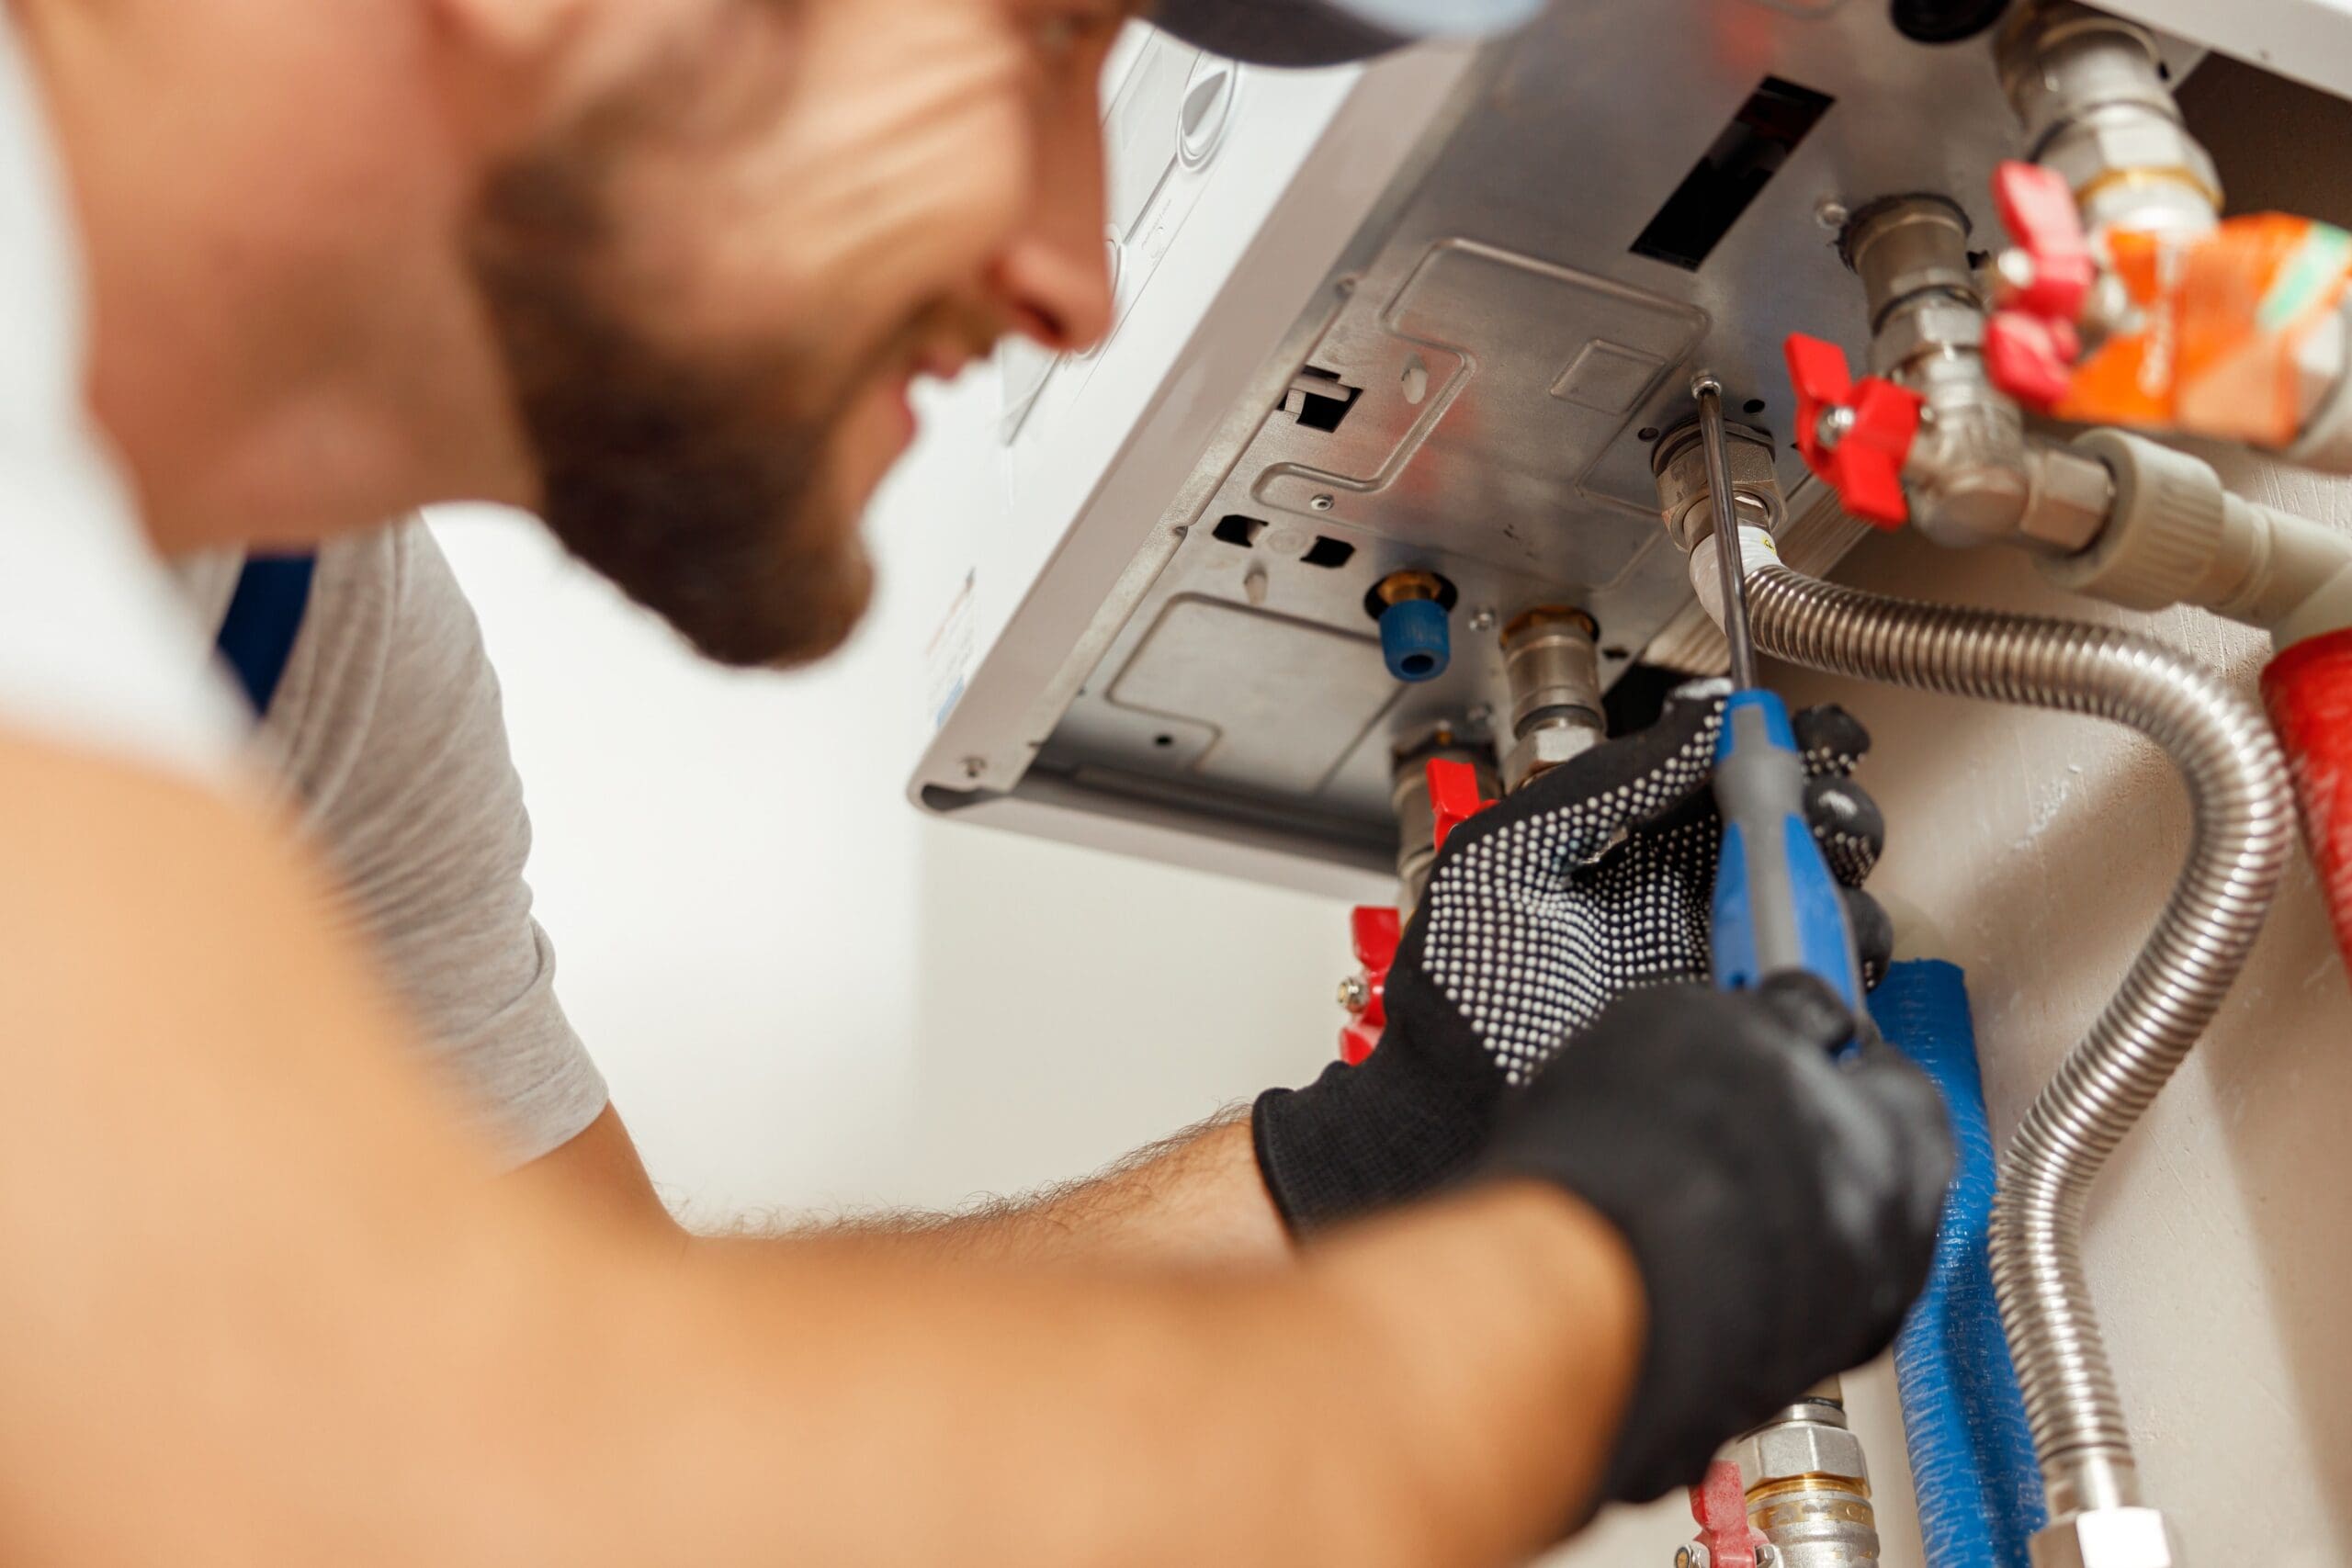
[529,1095,1292,1265]
[0,736,1639,1568]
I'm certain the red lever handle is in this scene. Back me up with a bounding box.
[1985,310,2084,410]
[1337,761,1495,1063]
[1783,333,1923,528]
[1337,905,1399,1066]
[1688,1459,1769,1568]
[1428,758,1495,852]
[1984,160,2098,410]
[1992,160,2097,323]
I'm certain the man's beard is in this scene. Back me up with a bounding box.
[467,162,876,671]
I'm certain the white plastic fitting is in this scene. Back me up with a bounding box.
[1686,523,1785,632]
[2041,429,2352,647]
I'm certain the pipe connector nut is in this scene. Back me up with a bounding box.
[2030,1509,2178,1568]
[1653,419,1781,551]
[1502,722,1601,795]
[2041,429,2223,609]
[1733,1419,1869,1491]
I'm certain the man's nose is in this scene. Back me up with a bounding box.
[989,97,1115,355]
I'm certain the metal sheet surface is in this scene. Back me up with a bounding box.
[922,0,2315,892]
[1028,0,2042,869]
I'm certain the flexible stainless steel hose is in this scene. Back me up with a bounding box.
[1743,561,2292,1523]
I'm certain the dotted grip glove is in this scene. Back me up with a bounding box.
[1483,976,1953,1504]
[1255,679,1890,1233]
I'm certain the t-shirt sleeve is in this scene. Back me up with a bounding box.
[265,521,607,1168]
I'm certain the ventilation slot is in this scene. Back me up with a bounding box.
[1281,367,1363,434]
[1630,75,1834,271]
[1214,515,1266,547]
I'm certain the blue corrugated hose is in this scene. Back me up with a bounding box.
[1877,960,2044,1568]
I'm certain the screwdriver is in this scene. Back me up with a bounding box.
[1691,375,1866,1012]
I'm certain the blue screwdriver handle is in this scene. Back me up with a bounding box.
[1709,689,1865,1012]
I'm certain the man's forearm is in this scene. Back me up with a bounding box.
[541,1103,1292,1266]
[800,1111,1288,1265]
[546,1182,1642,1568]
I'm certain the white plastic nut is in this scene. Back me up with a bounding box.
[2041,429,2223,610]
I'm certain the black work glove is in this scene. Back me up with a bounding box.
[1483,975,1953,1504]
[1254,679,1891,1232]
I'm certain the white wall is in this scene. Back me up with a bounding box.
[429,377,1344,1227]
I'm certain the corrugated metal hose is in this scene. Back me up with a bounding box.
[1743,562,2294,1523]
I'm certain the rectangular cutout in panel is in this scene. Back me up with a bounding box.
[1214,514,1266,547]
[1629,75,1833,271]
[1301,536,1355,569]
[1281,367,1363,434]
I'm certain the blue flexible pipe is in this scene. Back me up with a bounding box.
[1874,960,2043,1568]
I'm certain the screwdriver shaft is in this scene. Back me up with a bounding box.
[1692,376,1760,692]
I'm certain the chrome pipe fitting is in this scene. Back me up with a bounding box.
[1733,1393,1880,1568]
[1497,609,1603,793]
[1653,418,1782,553]
[1837,194,2116,553]
[1842,194,1981,338]
[1996,2,2219,241]
[1389,731,1496,913]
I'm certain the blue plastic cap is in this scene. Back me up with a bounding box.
[1379,596,1451,682]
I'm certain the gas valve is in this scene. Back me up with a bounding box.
[1679,1459,1771,1568]
[1336,758,1493,1063]
[1782,333,1923,527]
[1986,160,2097,409]
[1335,906,1397,1066]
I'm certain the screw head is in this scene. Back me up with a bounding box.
[1309,493,1336,512]
[1815,197,1849,231]
[1815,403,1857,450]
[1468,607,1497,633]
[1336,975,1371,1013]
[961,756,986,781]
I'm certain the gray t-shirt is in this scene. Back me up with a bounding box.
[179,524,609,1168]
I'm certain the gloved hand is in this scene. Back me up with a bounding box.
[1481,975,1953,1504]
[1254,678,1890,1232]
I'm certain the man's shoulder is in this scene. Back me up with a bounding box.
[0,17,244,782]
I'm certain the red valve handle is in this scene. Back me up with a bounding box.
[1688,1459,1769,1568]
[1992,160,2097,323]
[1984,160,2098,410]
[1338,905,1399,1066]
[1985,310,2084,410]
[1338,761,1495,1063]
[1428,757,1495,852]
[1783,333,1923,529]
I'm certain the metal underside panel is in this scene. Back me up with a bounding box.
[1034,1,2037,868]
[915,0,2238,894]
